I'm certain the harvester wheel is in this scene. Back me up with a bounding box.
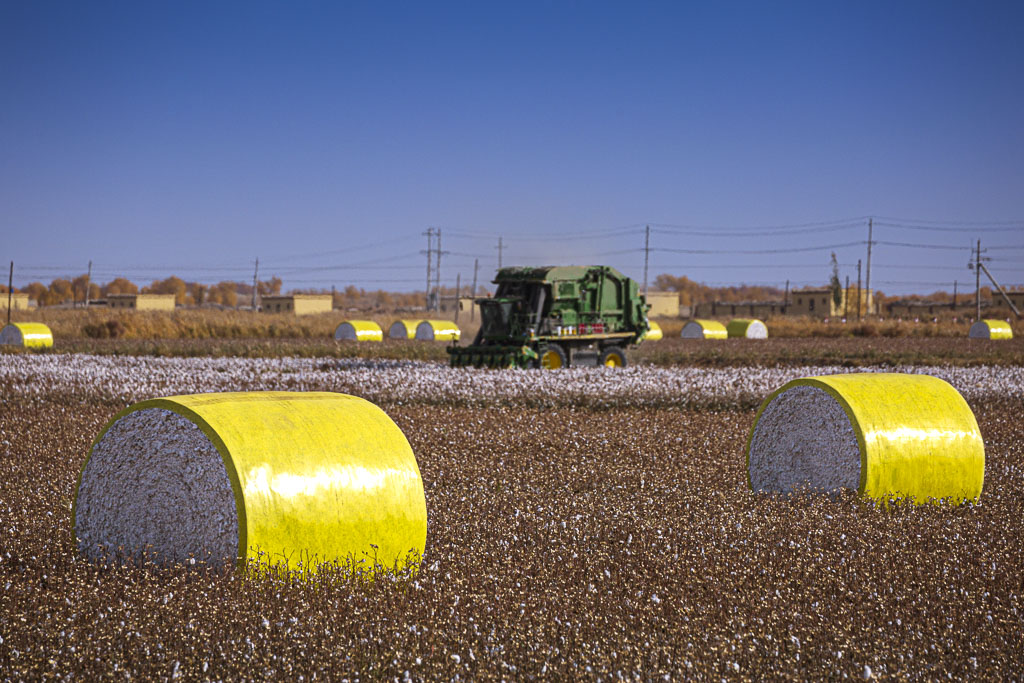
[536,344,567,370]
[600,346,627,368]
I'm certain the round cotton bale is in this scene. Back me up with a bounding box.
[969,319,1013,340]
[727,318,768,339]
[388,319,420,339]
[681,319,727,339]
[73,392,427,572]
[747,373,984,504]
[643,320,663,341]
[0,322,54,349]
[334,320,383,342]
[414,320,461,341]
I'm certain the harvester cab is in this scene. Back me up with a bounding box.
[449,265,650,369]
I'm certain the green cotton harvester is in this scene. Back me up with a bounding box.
[448,265,652,369]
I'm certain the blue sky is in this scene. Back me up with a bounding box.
[2,1,1022,295]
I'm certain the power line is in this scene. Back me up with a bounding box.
[873,241,971,251]
[444,224,646,240]
[873,215,1024,229]
[650,221,865,237]
[653,241,865,255]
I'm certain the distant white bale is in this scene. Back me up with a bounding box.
[727,319,768,339]
[389,320,420,339]
[334,320,383,342]
[969,320,1013,340]
[415,320,461,341]
[681,319,727,339]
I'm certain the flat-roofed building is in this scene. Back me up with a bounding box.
[261,294,333,315]
[645,291,680,317]
[789,287,874,318]
[0,293,31,310]
[693,300,788,319]
[107,294,176,311]
[991,289,1024,313]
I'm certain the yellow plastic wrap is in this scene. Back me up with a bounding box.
[388,319,421,339]
[747,373,984,503]
[681,319,727,339]
[726,318,768,339]
[970,319,1013,340]
[0,322,54,349]
[74,392,427,572]
[334,320,384,342]
[415,320,461,341]
[642,320,663,341]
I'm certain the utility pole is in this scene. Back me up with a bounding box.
[865,217,873,317]
[251,257,259,310]
[642,225,650,299]
[979,260,1022,318]
[435,229,442,311]
[844,275,850,318]
[470,259,479,322]
[952,280,957,311]
[6,261,12,324]
[454,273,461,322]
[84,260,92,308]
[784,280,789,307]
[496,237,505,270]
[422,227,434,310]
[975,239,982,321]
[856,259,862,322]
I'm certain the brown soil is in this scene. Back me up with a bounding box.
[1,385,1021,679]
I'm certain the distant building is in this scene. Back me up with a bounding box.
[688,285,877,319]
[693,300,788,319]
[645,291,680,317]
[107,294,176,311]
[457,297,482,319]
[991,288,1024,313]
[261,294,333,315]
[0,293,31,310]
[788,287,874,318]
[886,299,974,317]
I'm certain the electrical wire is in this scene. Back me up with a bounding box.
[873,241,972,251]
[653,241,865,255]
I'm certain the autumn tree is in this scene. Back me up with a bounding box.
[207,282,238,307]
[71,274,100,304]
[829,253,842,309]
[23,282,47,304]
[102,278,138,296]
[44,279,74,306]
[144,276,188,305]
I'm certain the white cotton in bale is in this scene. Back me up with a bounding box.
[747,385,860,493]
[74,408,238,566]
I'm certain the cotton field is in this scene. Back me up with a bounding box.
[1,353,1023,679]
[3,353,1024,409]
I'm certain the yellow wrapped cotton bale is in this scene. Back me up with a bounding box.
[388,319,420,339]
[969,320,1013,340]
[727,318,768,339]
[747,373,984,504]
[681,319,727,339]
[334,320,383,342]
[414,320,460,341]
[73,392,427,572]
[642,320,663,341]
[0,322,54,349]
